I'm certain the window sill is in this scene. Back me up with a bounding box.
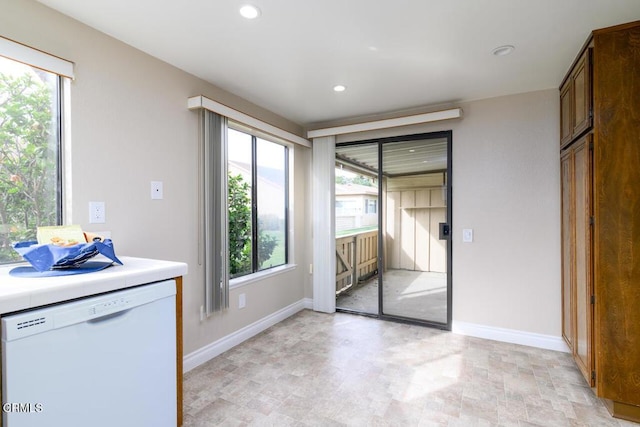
[229,264,298,290]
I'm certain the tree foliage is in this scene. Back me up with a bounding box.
[227,172,278,277]
[335,174,376,187]
[228,173,252,276]
[0,68,58,263]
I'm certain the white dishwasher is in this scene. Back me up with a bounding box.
[1,279,177,427]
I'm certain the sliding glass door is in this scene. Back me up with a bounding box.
[335,132,452,329]
[335,142,379,315]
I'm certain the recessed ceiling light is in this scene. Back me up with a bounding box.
[239,4,261,19]
[333,85,346,92]
[409,149,415,153]
[492,45,515,56]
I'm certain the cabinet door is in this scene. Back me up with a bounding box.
[560,150,574,349]
[560,81,573,147]
[573,135,594,386]
[572,49,592,138]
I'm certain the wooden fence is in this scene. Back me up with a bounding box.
[335,230,378,295]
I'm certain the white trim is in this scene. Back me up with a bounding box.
[452,321,571,353]
[0,36,74,79]
[188,95,311,148]
[183,300,307,373]
[62,78,73,223]
[311,136,337,313]
[307,108,463,138]
[229,264,297,290]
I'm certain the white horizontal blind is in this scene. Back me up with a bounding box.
[0,36,74,79]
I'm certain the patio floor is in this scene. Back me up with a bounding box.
[336,269,448,324]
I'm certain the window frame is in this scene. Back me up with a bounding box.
[365,198,377,215]
[0,40,69,264]
[227,123,290,284]
[194,96,309,313]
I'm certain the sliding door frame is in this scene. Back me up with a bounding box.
[335,130,453,331]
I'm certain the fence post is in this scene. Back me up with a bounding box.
[351,234,358,286]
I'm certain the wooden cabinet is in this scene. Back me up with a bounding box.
[559,81,572,146]
[560,21,640,423]
[560,47,592,148]
[561,135,594,387]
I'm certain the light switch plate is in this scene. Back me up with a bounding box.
[463,228,473,243]
[151,181,163,200]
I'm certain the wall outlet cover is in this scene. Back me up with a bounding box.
[89,201,106,224]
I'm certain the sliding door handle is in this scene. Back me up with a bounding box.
[439,223,450,240]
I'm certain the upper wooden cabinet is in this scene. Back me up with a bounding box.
[559,81,572,146]
[560,20,640,423]
[560,47,592,148]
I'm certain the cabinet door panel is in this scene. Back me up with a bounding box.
[560,152,574,349]
[560,82,572,147]
[572,50,592,138]
[573,136,594,386]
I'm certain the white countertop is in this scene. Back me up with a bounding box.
[0,256,188,314]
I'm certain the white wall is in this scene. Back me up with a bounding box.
[2,0,312,355]
[333,90,561,337]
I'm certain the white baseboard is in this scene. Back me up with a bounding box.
[183,299,307,373]
[452,321,571,353]
[184,300,569,374]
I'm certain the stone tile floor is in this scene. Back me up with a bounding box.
[183,310,638,426]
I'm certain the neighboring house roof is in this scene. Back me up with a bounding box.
[335,183,378,197]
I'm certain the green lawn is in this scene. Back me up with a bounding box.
[260,230,285,268]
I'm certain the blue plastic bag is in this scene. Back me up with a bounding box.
[13,239,123,272]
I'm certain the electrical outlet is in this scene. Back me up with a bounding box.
[89,202,105,224]
[239,293,246,309]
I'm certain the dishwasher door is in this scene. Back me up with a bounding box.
[2,279,176,427]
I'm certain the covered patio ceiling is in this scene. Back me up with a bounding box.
[335,137,448,177]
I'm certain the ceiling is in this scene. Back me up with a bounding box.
[336,137,448,177]
[37,0,640,127]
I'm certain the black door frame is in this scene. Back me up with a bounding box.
[335,130,453,331]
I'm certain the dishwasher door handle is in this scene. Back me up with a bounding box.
[87,308,131,324]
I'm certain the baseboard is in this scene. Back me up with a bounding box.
[184,301,569,374]
[452,321,571,353]
[302,297,314,310]
[183,299,307,373]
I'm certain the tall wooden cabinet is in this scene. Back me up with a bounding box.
[560,21,640,422]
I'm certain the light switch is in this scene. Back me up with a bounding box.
[462,228,473,243]
[151,181,163,200]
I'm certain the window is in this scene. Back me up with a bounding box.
[0,55,63,264]
[197,101,304,314]
[365,199,377,214]
[227,128,288,279]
